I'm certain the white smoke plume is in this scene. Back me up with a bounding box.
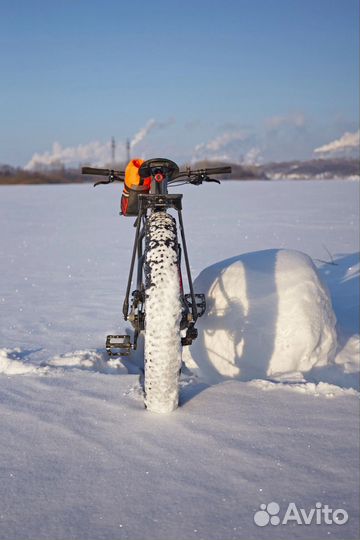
[314,130,360,155]
[24,140,121,170]
[242,147,263,165]
[195,131,247,154]
[24,117,175,170]
[131,119,157,147]
[193,130,263,165]
[131,117,176,148]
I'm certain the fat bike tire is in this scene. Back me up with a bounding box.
[144,211,182,413]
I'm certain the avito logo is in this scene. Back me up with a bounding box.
[254,501,349,527]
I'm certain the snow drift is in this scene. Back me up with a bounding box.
[183,249,338,383]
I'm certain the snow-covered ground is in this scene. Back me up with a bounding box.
[0,180,359,540]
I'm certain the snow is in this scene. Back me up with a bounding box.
[248,378,358,397]
[0,348,49,375]
[49,349,128,374]
[0,180,359,539]
[183,249,339,382]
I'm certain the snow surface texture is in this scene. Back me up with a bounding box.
[0,347,49,375]
[0,181,359,539]
[183,249,340,383]
[0,348,127,375]
[144,212,182,413]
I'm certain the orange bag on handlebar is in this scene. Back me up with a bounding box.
[121,158,151,216]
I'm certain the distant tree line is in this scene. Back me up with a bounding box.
[0,158,358,185]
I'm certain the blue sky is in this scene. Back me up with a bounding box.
[0,0,358,167]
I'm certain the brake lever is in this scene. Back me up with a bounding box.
[190,174,221,185]
[93,174,116,187]
[93,180,110,187]
[206,177,221,184]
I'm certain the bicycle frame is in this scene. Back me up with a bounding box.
[123,178,200,351]
[81,159,231,358]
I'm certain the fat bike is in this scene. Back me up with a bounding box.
[82,159,231,413]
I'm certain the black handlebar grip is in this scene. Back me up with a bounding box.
[82,167,111,176]
[176,166,232,178]
[203,166,232,175]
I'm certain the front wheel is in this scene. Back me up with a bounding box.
[144,211,182,413]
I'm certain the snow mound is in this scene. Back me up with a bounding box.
[183,249,338,383]
[47,350,128,374]
[0,348,49,375]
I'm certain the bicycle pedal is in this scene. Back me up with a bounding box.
[106,335,132,357]
[185,293,206,317]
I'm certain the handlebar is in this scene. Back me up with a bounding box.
[82,166,125,186]
[82,165,231,178]
[81,164,232,187]
[176,166,232,178]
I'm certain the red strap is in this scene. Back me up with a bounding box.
[121,195,129,215]
[144,177,151,189]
